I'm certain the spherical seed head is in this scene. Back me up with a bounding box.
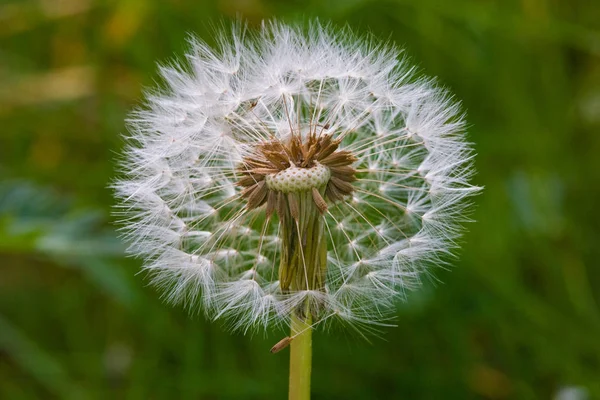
[114,20,481,334]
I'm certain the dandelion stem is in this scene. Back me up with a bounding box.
[289,312,312,400]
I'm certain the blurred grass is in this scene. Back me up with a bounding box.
[1,0,599,398]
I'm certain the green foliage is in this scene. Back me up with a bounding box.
[1,0,599,398]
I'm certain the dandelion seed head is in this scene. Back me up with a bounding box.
[114,20,480,334]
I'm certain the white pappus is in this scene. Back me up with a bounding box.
[114,20,481,335]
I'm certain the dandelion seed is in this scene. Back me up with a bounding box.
[114,19,480,399]
[271,336,292,354]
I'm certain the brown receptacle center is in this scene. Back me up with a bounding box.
[237,132,357,294]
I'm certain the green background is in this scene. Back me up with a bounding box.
[1,0,599,398]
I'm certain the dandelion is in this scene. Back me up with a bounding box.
[114,20,480,399]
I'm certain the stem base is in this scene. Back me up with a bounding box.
[289,314,312,400]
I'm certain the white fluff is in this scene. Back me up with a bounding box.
[114,21,480,333]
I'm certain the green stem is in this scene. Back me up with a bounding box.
[289,313,312,400]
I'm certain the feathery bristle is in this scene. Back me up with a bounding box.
[114,20,480,334]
